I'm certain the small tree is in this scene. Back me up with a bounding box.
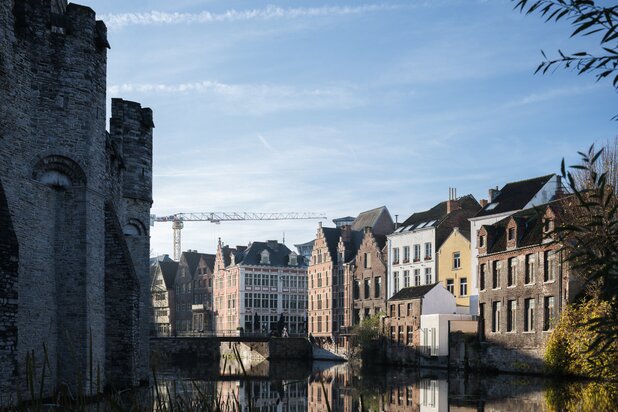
[552,145,618,369]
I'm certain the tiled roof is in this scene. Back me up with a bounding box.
[389,283,438,301]
[475,174,555,218]
[201,254,216,273]
[322,227,342,264]
[158,261,178,289]
[236,241,308,267]
[181,251,203,275]
[484,199,566,254]
[351,206,388,231]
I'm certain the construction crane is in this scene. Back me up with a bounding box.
[151,212,326,261]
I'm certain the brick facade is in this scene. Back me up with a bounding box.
[477,202,582,350]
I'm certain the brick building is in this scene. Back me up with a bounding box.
[174,251,215,335]
[0,0,153,394]
[308,206,393,345]
[349,227,389,326]
[477,199,582,349]
[386,284,456,350]
[151,260,178,336]
[469,174,564,312]
[214,239,308,334]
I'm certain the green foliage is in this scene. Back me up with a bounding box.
[514,1,618,96]
[545,380,618,411]
[553,145,618,359]
[351,312,384,350]
[545,299,618,380]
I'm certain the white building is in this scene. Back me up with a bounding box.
[387,194,480,299]
[468,174,563,314]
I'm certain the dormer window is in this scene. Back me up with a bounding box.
[260,250,270,264]
[543,218,553,233]
[479,235,486,248]
[289,252,298,266]
[507,227,515,241]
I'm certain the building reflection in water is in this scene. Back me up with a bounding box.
[155,360,558,411]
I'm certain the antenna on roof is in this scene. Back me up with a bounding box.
[282,232,285,244]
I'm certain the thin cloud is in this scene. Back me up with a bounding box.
[502,84,600,108]
[257,134,275,152]
[108,81,363,115]
[102,4,406,30]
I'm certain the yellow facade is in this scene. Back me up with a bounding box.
[437,228,471,307]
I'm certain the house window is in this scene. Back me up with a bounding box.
[398,326,404,343]
[393,248,400,264]
[317,294,322,310]
[524,298,535,332]
[375,277,382,298]
[317,316,322,333]
[407,326,413,345]
[424,243,432,260]
[403,270,410,288]
[525,254,535,284]
[492,261,501,289]
[479,235,485,248]
[403,246,410,263]
[544,296,555,331]
[390,305,395,318]
[317,272,322,288]
[508,227,515,241]
[413,244,421,261]
[492,301,501,333]
[414,269,421,286]
[480,263,486,290]
[507,300,516,332]
[425,268,432,284]
[407,303,413,316]
[446,279,454,295]
[364,252,372,269]
[544,250,555,282]
[453,252,461,269]
[459,278,467,296]
[364,279,370,299]
[393,274,399,294]
[507,257,517,286]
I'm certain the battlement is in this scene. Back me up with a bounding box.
[12,0,109,50]
[110,99,154,203]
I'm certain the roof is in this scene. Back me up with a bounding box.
[235,241,308,267]
[201,254,216,273]
[389,284,439,301]
[395,195,480,250]
[475,174,555,218]
[322,227,342,263]
[158,261,178,289]
[181,251,213,275]
[483,199,566,254]
[351,206,388,231]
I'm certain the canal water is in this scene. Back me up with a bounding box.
[155,359,617,411]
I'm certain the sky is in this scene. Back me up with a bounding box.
[83,0,617,258]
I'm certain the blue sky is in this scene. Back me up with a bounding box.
[84,0,617,257]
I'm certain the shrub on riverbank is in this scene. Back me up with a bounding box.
[545,298,618,380]
[545,380,618,412]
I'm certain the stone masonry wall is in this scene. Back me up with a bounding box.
[0,181,18,396]
[0,0,152,397]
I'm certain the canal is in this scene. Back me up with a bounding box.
[153,359,617,411]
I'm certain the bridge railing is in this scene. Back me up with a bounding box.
[161,330,308,339]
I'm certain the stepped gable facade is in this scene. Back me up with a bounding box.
[0,0,153,395]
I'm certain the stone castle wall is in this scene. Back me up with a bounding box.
[0,0,153,396]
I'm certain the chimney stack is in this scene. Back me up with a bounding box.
[447,187,461,214]
[341,224,352,242]
[479,199,489,208]
[488,186,500,202]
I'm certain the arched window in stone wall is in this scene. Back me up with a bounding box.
[32,155,86,189]
[124,218,148,236]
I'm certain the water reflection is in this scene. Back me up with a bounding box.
[156,360,616,411]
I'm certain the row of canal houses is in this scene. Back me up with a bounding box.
[151,173,582,363]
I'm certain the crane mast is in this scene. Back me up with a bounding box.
[152,212,326,260]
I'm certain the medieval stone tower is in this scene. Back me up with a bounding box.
[0,0,153,396]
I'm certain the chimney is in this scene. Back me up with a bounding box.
[341,225,352,242]
[479,199,489,208]
[488,186,500,202]
[446,187,461,214]
[555,175,564,198]
[267,240,278,250]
